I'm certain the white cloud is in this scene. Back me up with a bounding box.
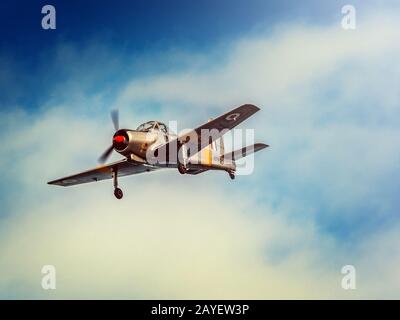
[0,178,343,299]
[116,13,400,110]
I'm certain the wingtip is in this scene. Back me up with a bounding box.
[243,103,261,111]
[255,143,269,149]
[47,179,61,185]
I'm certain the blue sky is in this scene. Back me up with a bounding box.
[0,0,350,110]
[1,0,400,298]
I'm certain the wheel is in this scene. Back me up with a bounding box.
[229,172,235,180]
[178,163,187,174]
[114,187,123,199]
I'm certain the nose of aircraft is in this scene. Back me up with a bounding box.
[112,130,130,151]
[113,135,126,143]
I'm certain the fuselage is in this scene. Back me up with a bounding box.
[112,120,235,172]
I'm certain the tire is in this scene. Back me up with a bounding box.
[178,163,187,175]
[114,187,123,199]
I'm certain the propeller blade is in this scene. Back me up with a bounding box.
[111,109,119,131]
[98,145,114,164]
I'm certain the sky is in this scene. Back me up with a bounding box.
[0,0,400,299]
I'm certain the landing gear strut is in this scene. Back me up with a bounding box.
[177,142,188,174]
[113,169,123,199]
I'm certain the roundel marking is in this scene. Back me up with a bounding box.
[225,112,240,121]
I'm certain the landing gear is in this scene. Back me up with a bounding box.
[114,187,123,199]
[177,142,189,174]
[229,172,235,180]
[178,163,188,174]
[113,169,123,199]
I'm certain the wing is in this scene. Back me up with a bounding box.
[155,104,260,161]
[47,159,159,186]
[223,143,269,161]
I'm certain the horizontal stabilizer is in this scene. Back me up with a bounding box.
[223,143,268,161]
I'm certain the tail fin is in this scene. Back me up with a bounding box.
[223,143,268,161]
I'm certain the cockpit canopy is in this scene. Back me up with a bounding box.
[136,121,168,134]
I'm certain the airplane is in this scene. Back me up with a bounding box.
[47,104,268,199]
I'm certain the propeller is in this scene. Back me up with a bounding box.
[98,144,114,164]
[98,109,120,164]
[111,109,119,131]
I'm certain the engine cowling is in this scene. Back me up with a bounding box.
[113,129,157,158]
